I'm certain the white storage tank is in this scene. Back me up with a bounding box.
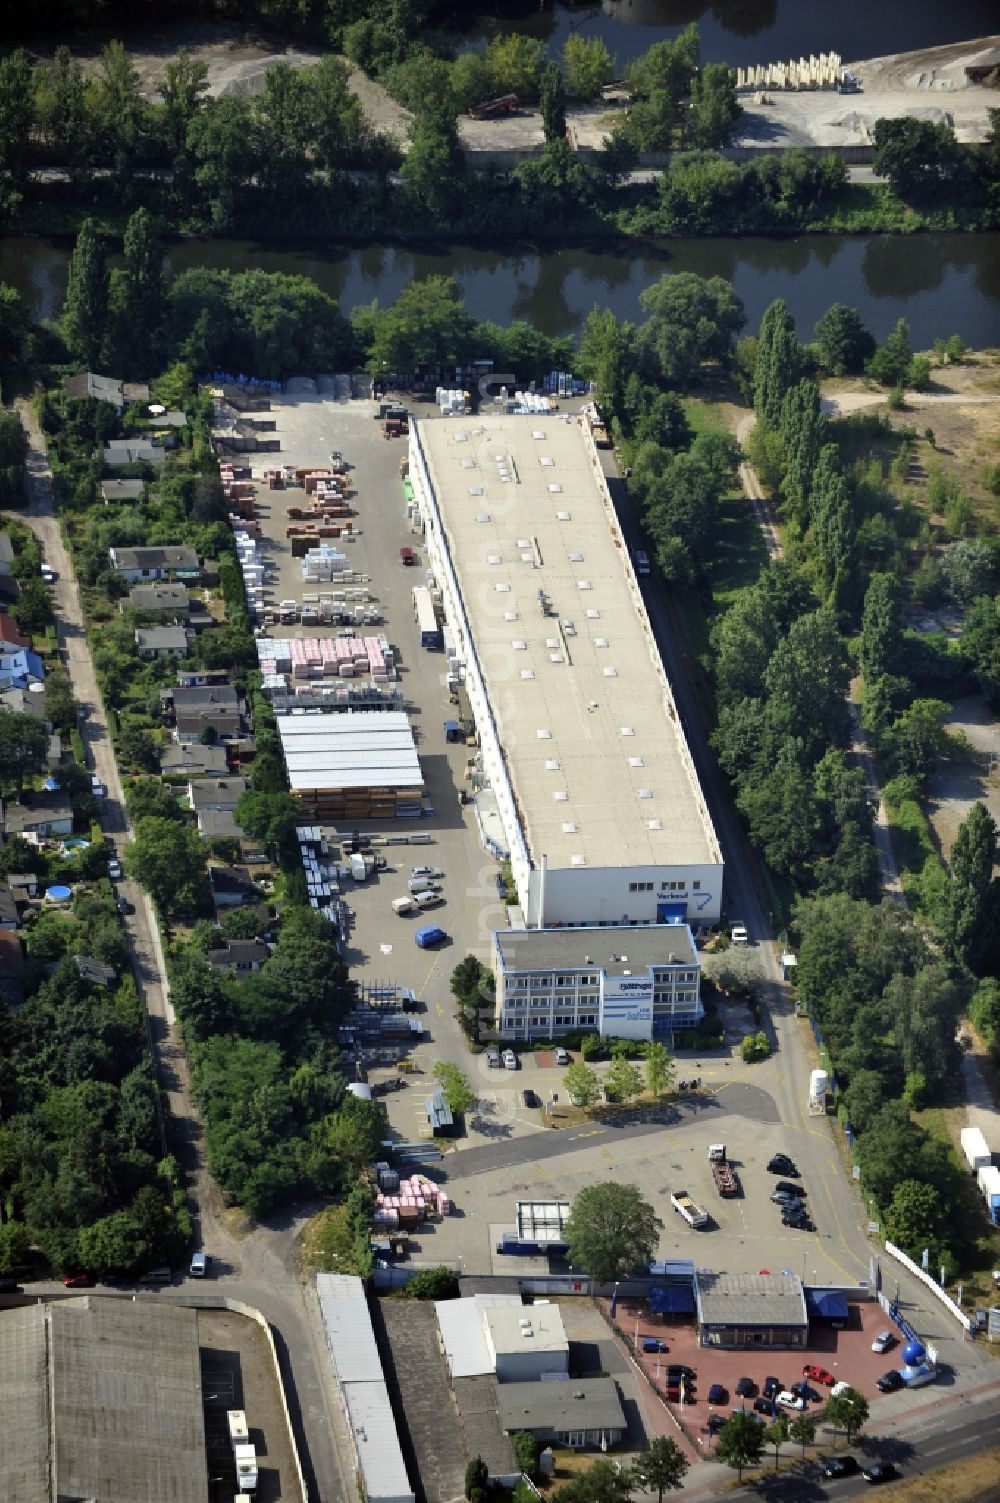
[809,1069,828,1101]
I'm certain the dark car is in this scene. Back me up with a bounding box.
[642,1338,669,1354]
[775,1180,805,1196]
[708,1383,727,1405]
[521,1089,539,1109]
[763,1376,781,1399]
[0,1277,22,1292]
[63,1273,95,1288]
[822,1456,860,1479]
[783,1212,812,1230]
[791,1381,820,1402]
[876,1370,905,1393]
[767,1155,798,1175]
[753,1397,776,1417]
[862,1462,899,1485]
[707,1413,726,1434]
[666,1364,696,1380]
[735,1376,756,1397]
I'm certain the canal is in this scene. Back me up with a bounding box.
[4,232,1000,348]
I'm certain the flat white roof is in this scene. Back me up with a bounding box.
[485,1303,568,1358]
[277,711,422,792]
[317,1273,384,1383]
[436,1294,522,1378]
[416,416,716,869]
[343,1382,415,1503]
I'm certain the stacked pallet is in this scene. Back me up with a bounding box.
[277,709,423,820]
[373,1173,451,1230]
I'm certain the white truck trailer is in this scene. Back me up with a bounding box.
[670,1189,709,1229]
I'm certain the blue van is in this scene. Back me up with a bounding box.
[415,925,448,948]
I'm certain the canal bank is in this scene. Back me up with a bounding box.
[4,231,1000,348]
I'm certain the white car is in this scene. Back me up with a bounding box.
[554,1046,570,1065]
[413,890,443,909]
[775,1390,805,1411]
[871,1330,896,1354]
[502,1049,518,1070]
[411,865,443,880]
[830,1381,853,1398]
[189,1252,208,1278]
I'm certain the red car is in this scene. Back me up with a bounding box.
[803,1364,835,1386]
[63,1273,95,1288]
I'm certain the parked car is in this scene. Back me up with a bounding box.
[707,1383,727,1405]
[830,1381,855,1398]
[707,1413,726,1434]
[767,1155,798,1175]
[634,548,651,576]
[775,1180,804,1196]
[413,890,444,909]
[411,865,444,879]
[189,1252,208,1278]
[486,1047,501,1068]
[782,1209,811,1229]
[666,1365,697,1383]
[117,895,134,916]
[414,925,448,948]
[771,1189,803,1204]
[763,1376,781,1399]
[822,1456,860,1478]
[803,1365,835,1385]
[776,1390,806,1411]
[862,1462,899,1486]
[502,1049,518,1070]
[554,1046,570,1065]
[641,1338,668,1353]
[753,1396,776,1417]
[735,1376,755,1397]
[871,1330,896,1353]
[63,1273,95,1288]
[876,1370,905,1393]
[0,1277,22,1292]
[108,858,122,880]
[791,1381,820,1402]
[521,1089,538,1108]
[41,563,58,583]
[400,546,416,566]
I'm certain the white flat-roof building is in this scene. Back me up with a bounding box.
[276,709,423,819]
[410,415,722,929]
[484,1304,569,1383]
[493,923,701,1041]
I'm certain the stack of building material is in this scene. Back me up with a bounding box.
[301,544,351,582]
[374,1173,451,1228]
[277,709,423,820]
[435,387,469,414]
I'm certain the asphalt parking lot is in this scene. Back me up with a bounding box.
[198,1307,300,1501]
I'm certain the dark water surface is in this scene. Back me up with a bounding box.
[4,232,1000,348]
[440,0,1000,67]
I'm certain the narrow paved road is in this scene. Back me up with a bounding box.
[12,401,352,1503]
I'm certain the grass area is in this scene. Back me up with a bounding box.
[299,1204,364,1275]
[884,1448,1000,1503]
[883,786,941,912]
[711,491,770,612]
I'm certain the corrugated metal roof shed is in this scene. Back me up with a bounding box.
[343,1382,415,1503]
[317,1273,384,1382]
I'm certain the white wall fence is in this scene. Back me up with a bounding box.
[883,1240,973,1335]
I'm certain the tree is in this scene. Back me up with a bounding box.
[116,721,158,772]
[552,1459,635,1503]
[867,318,912,388]
[873,116,965,196]
[632,1437,688,1501]
[565,1059,601,1107]
[715,1409,765,1480]
[779,378,823,518]
[764,609,849,765]
[962,594,1000,707]
[433,1061,477,1117]
[687,63,741,148]
[94,41,147,192]
[645,1041,674,1097]
[942,539,994,605]
[764,1412,789,1470]
[125,816,211,918]
[62,219,109,370]
[638,272,745,388]
[401,1265,458,1303]
[856,1102,945,1210]
[941,801,997,968]
[884,1178,945,1253]
[186,96,256,231]
[42,47,91,188]
[539,62,567,144]
[107,208,164,380]
[604,1056,643,1103]
[888,698,950,780]
[512,1430,539,1479]
[0,709,49,794]
[562,36,616,101]
[465,1456,489,1501]
[564,1181,662,1281]
[860,573,902,684]
[0,408,28,506]
[814,303,875,375]
[157,47,209,161]
[754,299,799,431]
[486,34,547,100]
[0,50,35,189]
[789,1413,816,1458]
[825,1387,869,1443]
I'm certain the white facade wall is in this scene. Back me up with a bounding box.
[531,860,721,929]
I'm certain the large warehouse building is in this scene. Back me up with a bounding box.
[409,415,723,930]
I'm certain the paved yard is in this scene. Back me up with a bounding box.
[198,1307,300,1502]
[379,1299,468,1503]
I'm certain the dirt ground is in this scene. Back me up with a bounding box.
[925,696,1000,863]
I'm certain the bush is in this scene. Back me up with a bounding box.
[740,1030,771,1063]
[405,1266,460,1301]
[580,1032,608,1060]
[513,1430,539,1478]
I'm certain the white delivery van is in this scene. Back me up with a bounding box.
[408,876,437,894]
[413,890,443,909]
[392,896,416,915]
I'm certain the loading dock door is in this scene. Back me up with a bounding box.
[657,901,688,924]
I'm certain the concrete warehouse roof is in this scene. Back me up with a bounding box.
[436,1294,522,1378]
[416,416,717,869]
[696,1271,809,1329]
[495,923,698,973]
[276,711,422,792]
[497,1376,626,1434]
[0,1299,207,1503]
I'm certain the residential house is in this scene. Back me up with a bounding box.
[210,864,258,909]
[135,626,192,660]
[205,938,269,975]
[47,733,61,769]
[175,708,241,744]
[126,584,190,617]
[0,615,29,649]
[198,808,243,843]
[169,683,242,744]
[188,777,247,814]
[0,883,20,929]
[159,743,229,779]
[0,532,14,574]
[110,546,200,583]
[0,684,48,720]
[74,955,117,989]
[1,795,73,838]
[64,372,150,410]
[0,648,45,688]
[6,872,39,904]
[101,479,146,504]
[148,409,188,430]
[103,440,164,468]
[177,668,231,689]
